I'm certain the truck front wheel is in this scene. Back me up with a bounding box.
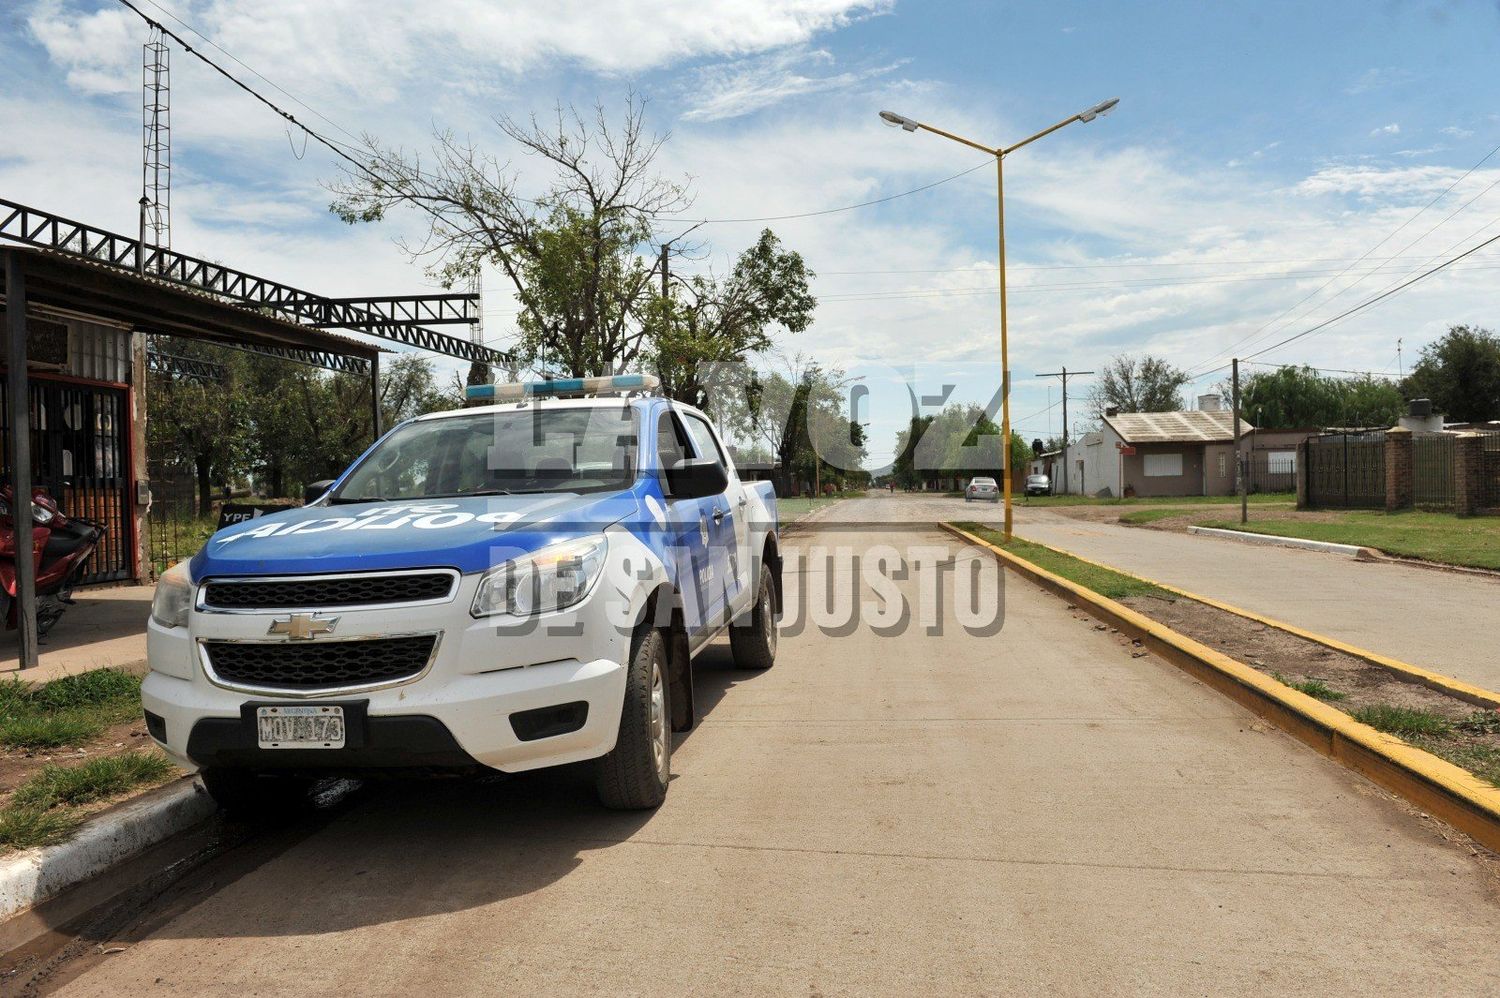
[730,565,778,671]
[595,627,671,810]
[199,768,314,818]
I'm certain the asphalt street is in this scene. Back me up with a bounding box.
[33,516,1500,995]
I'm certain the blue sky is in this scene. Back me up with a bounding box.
[5,1,1500,467]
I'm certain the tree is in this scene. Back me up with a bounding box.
[1402,325,1500,423]
[1088,354,1190,422]
[1231,365,1403,429]
[651,229,816,408]
[330,97,690,377]
[147,339,253,515]
[736,356,864,494]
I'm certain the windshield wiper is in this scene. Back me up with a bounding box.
[327,495,388,504]
[423,488,513,498]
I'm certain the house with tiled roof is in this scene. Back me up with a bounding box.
[1060,395,1312,497]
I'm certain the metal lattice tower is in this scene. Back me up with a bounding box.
[142,30,171,250]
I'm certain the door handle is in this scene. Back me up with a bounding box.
[712,507,725,524]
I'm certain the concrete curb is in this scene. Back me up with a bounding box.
[1186,525,1375,557]
[941,523,1500,854]
[0,779,214,922]
[1014,533,1500,712]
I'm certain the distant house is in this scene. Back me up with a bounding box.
[1060,395,1309,498]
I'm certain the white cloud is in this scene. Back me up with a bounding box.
[1441,125,1475,139]
[1370,123,1401,136]
[1345,67,1413,95]
[681,47,906,121]
[26,0,894,100]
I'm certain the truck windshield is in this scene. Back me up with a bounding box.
[331,406,638,502]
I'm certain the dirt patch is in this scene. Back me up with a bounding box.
[0,718,156,800]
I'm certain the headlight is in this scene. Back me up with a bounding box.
[30,502,54,525]
[471,536,608,618]
[151,561,194,628]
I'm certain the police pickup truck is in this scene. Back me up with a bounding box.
[144,375,781,812]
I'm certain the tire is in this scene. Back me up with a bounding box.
[199,768,314,819]
[730,565,778,671]
[595,627,671,810]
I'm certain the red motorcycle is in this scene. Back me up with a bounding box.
[0,487,105,636]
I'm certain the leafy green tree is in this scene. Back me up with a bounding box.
[147,339,253,515]
[1230,365,1403,429]
[1402,325,1500,423]
[1089,354,1190,422]
[652,230,816,407]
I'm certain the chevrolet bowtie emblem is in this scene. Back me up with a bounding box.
[268,613,340,641]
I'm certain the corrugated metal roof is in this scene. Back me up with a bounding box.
[1103,409,1254,443]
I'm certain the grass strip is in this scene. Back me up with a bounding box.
[11,753,175,811]
[1272,673,1347,702]
[0,752,176,851]
[1350,704,1454,738]
[1200,510,1500,571]
[0,669,143,750]
[956,523,1171,601]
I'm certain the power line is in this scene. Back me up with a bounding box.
[1242,228,1500,362]
[135,0,371,154]
[1183,136,1500,378]
[664,160,994,225]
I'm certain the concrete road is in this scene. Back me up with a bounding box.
[43,522,1500,995]
[837,492,1500,694]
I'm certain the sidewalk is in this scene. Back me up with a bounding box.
[1014,509,1500,693]
[0,586,151,683]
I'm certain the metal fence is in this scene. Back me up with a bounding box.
[1481,431,1500,510]
[1412,434,1455,510]
[1306,431,1386,509]
[1247,451,1297,494]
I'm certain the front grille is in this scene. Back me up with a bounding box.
[204,635,437,690]
[202,572,455,610]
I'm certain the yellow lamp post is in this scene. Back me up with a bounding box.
[879,98,1119,541]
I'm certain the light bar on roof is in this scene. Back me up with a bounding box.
[465,373,660,402]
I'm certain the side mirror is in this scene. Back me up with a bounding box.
[303,480,335,505]
[664,458,727,499]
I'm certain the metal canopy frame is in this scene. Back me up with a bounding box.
[1,246,388,669]
[0,198,509,367]
[146,347,223,383]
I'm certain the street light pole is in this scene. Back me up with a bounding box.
[994,151,1013,538]
[879,98,1119,541]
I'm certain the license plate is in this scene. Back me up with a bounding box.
[256,705,345,749]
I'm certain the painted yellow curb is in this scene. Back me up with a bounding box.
[1016,532,1500,711]
[941,522,1500,853]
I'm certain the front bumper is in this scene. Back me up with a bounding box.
[142,561,641,775]
[144,653,626,774]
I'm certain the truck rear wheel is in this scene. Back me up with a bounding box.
[595,627,670,810]
[730,565,777,671]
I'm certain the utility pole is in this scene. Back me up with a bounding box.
[1034,366,1092,495]
[1232,357,1246,524]
[660,244,669,300]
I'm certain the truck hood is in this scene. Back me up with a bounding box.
[190,491,638,579]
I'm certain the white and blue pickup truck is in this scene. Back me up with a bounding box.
[144,376,781,812]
